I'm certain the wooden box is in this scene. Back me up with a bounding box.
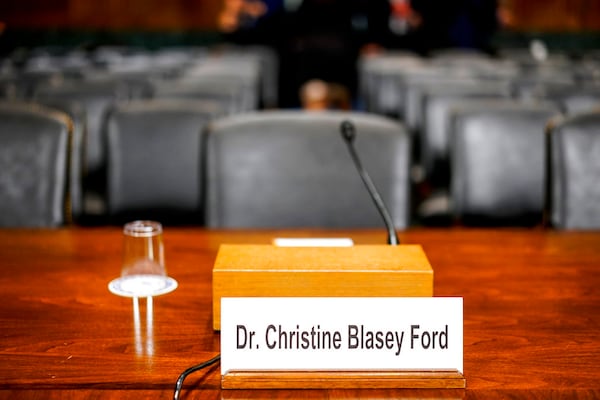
[212,244,433,330]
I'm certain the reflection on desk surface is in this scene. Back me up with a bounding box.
[0,227,599,399]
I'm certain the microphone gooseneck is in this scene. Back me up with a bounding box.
[340,120,399,246]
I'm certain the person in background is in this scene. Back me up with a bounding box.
[378,0,499,55]
[218,0,280,34]
[299,79,352,110]
[217,0,391,109]
[277,0,357,108]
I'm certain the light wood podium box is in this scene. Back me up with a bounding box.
[212,244,466,389]
[212,244,434,331]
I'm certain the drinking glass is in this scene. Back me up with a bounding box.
[122,220,165,278]
[109,220,177,298]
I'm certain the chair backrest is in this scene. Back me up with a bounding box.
[549,86,600,115]
[357,52,424,117]
[421,81,512,182]
[33,98,86,221]
[105,99,224,225]
[449,101,558,225]
[0,101,72,227]
[34,78,142,176]
[151,77,248,115]
[548,111,600,230]
[205,110,411,229]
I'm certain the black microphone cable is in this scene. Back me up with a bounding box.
[173,354,221,400]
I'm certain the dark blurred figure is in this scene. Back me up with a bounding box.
[218,0,499,108]
[386,0,499,55]
[448,0,499,53]
[219,0,392,109]
[278,0,358,108]
[404,0,457,54]
[218,0,282,34]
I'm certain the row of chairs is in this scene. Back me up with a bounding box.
[417,99,600,230]
[360,49,600,121]
[1,45,275,220]
[0,103,411,229]
[1,100,599,230]
[359,50,600,187]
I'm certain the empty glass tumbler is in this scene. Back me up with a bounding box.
[122,220,166,278]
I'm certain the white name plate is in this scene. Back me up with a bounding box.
[221,297,463,375]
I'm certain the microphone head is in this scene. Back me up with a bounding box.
[340,120,356,143]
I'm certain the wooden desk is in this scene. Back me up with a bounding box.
[1,228,599,399]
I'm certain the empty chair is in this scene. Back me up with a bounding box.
[34,78,152,219]
[403,70,483,133]
[420,81,512,182]
[33,78,150,178]
[205,110,411,229]
[429,48,493,64]
[449,101,559,225]
[212,45,279,109]
[357,51,425,117]
[543,85,600,115]
[175,53,261,113]
[8,70,64,100]
[33,98,86,221]
[0,77,20,99]
[548,111,600,230]
[511,71,577,102]
[151,78,243,115]
[0,102,72,227]
[105,99,225,225]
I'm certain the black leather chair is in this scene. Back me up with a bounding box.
[357,51,424,117]
[105,99,224,225]
[420,81,512,183]
[403,73,482,134]
[34,78,153,220]
[449,101,559,225]
[545,85,600,115]
[548,111,600,230]
[204,110,411,229]
[0,77,19,99]
[33,79,133,178]
[33,99,86,221]
[0,102,72,227]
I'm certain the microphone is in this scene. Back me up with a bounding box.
[340,120,399,246]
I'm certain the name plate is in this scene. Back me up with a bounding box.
[221,297,463,384]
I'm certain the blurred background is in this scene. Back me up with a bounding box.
[1,0,599,51]
[1,0,600,228]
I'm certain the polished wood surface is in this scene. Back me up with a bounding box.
[1,227,599,399]
[222,369,465,390]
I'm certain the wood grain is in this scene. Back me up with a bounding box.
[0,227,599,399]
[222,370,465,389]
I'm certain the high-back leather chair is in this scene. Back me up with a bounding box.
[548,111,600,230]
[34,78,153,221]
[105,99,224,225]
[420,81,512,183]
[546,86,600,115]
[449,101,559,225]
[357,51,424,117]
[0,102,72,227]
[205,110,411,229]
[33,98,86,221]
[151,75,253,115]
[34,79,130,178]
